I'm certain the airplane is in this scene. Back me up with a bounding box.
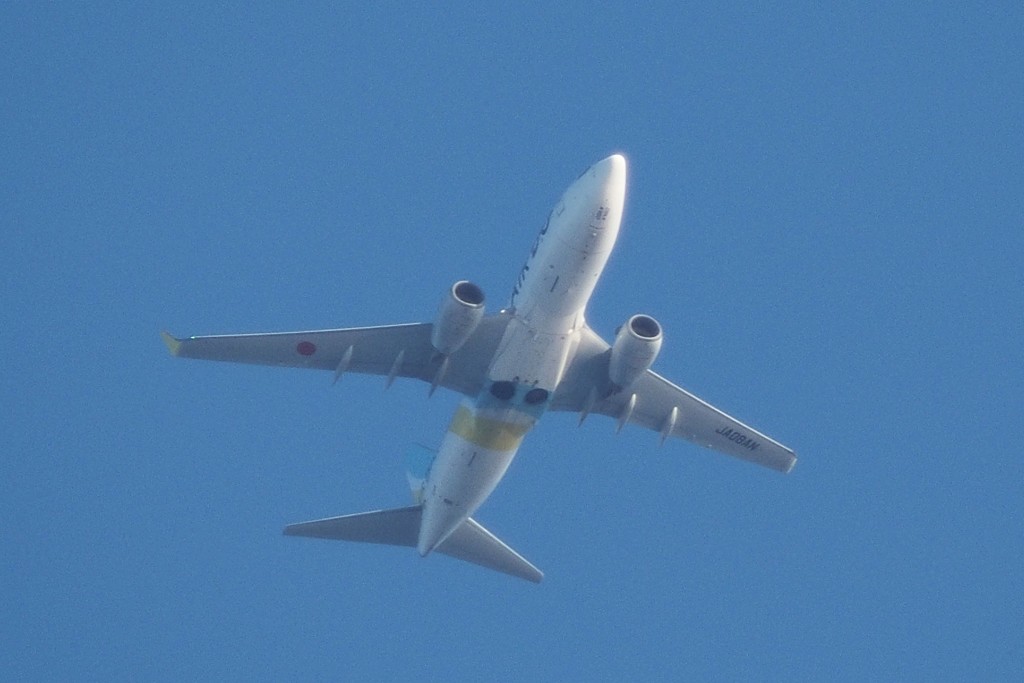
[162,153,796,583]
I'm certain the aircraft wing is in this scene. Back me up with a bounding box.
[162,314,512,398]
[550,327,797,473]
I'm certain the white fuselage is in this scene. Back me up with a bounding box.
[417,154,627,555]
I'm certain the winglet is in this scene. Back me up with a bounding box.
[161,331,182,356]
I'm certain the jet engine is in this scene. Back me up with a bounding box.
[609,314,663,390]
[431,280,485,355]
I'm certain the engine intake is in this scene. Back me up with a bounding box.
[431,280,485,355]
[609,314,663,389]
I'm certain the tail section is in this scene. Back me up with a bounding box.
[405,444,435,504]
[284,506,543,583]
[440,516,543,583]
[284,506,422,546]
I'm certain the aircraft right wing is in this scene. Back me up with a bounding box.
[550,326,797,473]
[162,313,513,398]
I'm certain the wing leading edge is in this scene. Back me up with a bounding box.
[550,327,797,473]
[162,314,512,398]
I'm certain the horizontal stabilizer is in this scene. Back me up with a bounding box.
[284,506,422,546]
[440,517,543,583]
[284,506,543,583]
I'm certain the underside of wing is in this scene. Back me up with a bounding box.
[601,370,796,472]
[551,327,797,473]
[162,314,512,398]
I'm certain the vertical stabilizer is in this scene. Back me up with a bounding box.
[405,444,435,504]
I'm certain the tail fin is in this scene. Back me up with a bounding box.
[405,444,435,504]
[284,506,543,583]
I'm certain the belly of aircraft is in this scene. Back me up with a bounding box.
[486,315,578,391]
[417,396,537,555]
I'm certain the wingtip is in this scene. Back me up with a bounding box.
[161,331,182,356]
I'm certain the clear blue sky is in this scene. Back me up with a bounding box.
[3,3,1022,680]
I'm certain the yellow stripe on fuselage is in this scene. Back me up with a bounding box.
[448,405,531,452]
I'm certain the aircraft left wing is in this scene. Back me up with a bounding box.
[162,314,512,398]
[550,327,797,473]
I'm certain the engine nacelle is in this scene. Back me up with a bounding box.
[431,280,486,355]
[609,314,663,389]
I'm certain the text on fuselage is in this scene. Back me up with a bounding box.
[510,216,550,306]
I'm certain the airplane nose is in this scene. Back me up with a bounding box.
[585,153,626,202]
[587,153,626,215]
[598,153,626,175]
[592,153,626,189]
